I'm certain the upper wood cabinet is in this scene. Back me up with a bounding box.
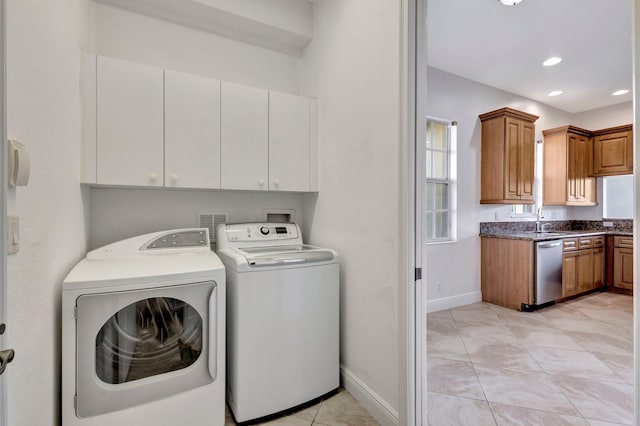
[96,55,164,187]
[543,126,596,206]
[479,108,539,204]
[591,125,633,176]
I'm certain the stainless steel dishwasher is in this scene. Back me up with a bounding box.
[523,240,563,311]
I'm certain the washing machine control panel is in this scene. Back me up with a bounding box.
[222,223,300,243]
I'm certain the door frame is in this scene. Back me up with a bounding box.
[0,0,7,424]
[401,0,426,424]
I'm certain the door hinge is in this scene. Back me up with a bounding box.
[415,267,422,281]
[74,307,78,320]
[74,394,77,410]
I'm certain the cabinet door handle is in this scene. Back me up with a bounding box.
[0,348,14,376]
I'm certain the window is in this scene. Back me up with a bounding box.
[425,118,456,242]
[603,175,633,218]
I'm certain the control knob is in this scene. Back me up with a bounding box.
[260,226,270,235]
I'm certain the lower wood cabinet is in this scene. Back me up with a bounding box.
[562,251,579,297]
[481,237,533,310]
[562,236,605,297]
[613,236,634,290]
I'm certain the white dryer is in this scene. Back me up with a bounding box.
[217,223,339,423]
[62,229,225,426]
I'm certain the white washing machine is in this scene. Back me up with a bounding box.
[62,229,226,426]
[216,223,339,423]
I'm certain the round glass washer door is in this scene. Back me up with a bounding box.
[76,281,217,418]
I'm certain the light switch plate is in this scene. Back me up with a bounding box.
[7,215,18,254]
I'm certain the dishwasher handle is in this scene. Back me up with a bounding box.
[538,241,562,249]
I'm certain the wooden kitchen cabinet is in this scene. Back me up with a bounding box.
[562,235,604,297]
[577,250,594,292]
[562,251,579,297]
[479,108,538,204]
[613,236,634,290]
[164,70,221,189]
[96,55,164,186]
[591,125,633,176]
[481,237,533,310]
[593,247,605,288]
[543,126,596,206]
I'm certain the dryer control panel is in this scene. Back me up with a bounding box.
[218,223,301,247]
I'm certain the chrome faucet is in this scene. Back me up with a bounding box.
[536,208,544,233]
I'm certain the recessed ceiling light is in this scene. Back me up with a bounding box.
[612,89,629,96]
[498,0,523,5]
[548,90,563,97]
[543,57,562,67]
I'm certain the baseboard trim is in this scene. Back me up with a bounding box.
[426,291,482,313]
[340,366,399,426]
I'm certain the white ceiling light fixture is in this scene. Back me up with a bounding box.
[498,0,524,5]
[612,89,629,96]
[548,90,564,97]
[543,57,562,67]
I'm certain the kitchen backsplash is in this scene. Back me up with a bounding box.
[480,219,633,234]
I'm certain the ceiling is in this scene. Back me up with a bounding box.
[427,0,633,113]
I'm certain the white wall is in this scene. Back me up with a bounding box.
[89,189,304,248]
[302,1,401,422]
[94,2,303,94]
[192,0,313,37]
[6,0,90,424]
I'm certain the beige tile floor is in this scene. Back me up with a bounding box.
[224,389,380,426]
[427,292,634,426]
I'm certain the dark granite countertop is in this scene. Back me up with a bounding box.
[479,220,633,241]
[479,230,633,242]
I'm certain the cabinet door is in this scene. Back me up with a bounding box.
[97,56,164,186]
[165,70,221,189]
[504,118,521,200]
[567,134,594,204]
[519,122,535,201]
[577,250,593,293]
[220,82,268,191]
[592,131,633,176]
[592,247,604,288]
[562,251,579,297]
[269,92,311,192]
[614,247,634,290]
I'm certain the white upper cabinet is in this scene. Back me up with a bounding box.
[84,55,317,192]
[96,56,164,186]
[165,70,221,189]
[269,92,310,192]
[220,82,269,191]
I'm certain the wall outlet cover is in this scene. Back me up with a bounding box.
[602,221,614,227]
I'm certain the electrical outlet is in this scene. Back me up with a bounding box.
[436,281,441,293]
[602,221,614,227]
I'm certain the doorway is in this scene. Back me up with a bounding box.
[416,0,640,424]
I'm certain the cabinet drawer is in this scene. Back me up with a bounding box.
[578,238,593,249]
[563,239,578,251]
[614,236,634,248]
[592,236,604,247]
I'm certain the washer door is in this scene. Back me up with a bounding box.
[75,281,217,418]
